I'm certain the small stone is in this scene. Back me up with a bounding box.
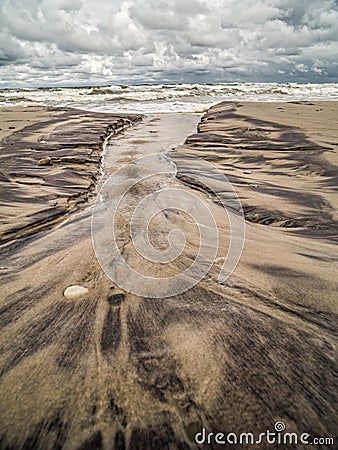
[64,285,89,299]
[38,157,52,166]
[215,257,225,264]
[243,170,252,174]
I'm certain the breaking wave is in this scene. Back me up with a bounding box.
[0,82,337,113]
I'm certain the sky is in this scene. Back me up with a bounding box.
[0,0,337,87]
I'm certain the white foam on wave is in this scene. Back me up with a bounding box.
[1,83,337,113]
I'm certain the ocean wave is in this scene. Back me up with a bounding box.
[0,83,337,113]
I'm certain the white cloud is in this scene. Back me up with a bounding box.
[0,0,337,86]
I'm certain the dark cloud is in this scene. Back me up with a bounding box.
[0,0,337,86]
[0,33,27,65]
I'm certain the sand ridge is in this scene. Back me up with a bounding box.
[0,107,141,248]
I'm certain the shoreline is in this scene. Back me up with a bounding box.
[1,82,337,115]
[0,101,337,449]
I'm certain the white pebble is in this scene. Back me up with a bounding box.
[63,285,88,299]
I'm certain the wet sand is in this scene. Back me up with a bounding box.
[175,101,338,315]
[0,103,337,449]
[0,106,141,247]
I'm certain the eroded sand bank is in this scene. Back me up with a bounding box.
[0,106,141,247]
[0,103,337,449]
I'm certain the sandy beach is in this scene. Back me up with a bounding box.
[0,102,337,449]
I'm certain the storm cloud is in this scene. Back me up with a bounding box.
[0,0,337,86]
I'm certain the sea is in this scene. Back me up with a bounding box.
[0,83,337,114]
